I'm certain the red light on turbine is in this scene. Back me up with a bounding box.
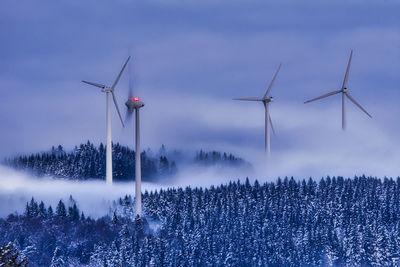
[132,97,139,101]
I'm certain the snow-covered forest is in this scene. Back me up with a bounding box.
[1,176,400,266]
[3,142,247,181]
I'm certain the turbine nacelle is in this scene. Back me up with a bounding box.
[101,87,113,93]
[125,97,144,110]
[342,88,348,93]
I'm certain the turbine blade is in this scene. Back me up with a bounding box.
[304,90,341,104]
[269,115,276,136]
[264,63,282,99]
[125,109,133,124]
[111,91,125,127]
[345,92,372,118]
[111,56,131,90]
[232,97,263,101]
[128,61,134,99]
[82,80,106,89]
[342,50,353,89]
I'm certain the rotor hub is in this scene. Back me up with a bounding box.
[264,97,274,103]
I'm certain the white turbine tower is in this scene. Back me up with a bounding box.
[304,50,372,130]
[125,64,144,218]
[233,64,281,154]
[82,56,130,184]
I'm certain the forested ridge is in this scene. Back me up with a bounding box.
[3,142,246,182]
[1,176,400,266]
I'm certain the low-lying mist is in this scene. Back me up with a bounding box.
[0,165,152,218]
[0,163,254,218]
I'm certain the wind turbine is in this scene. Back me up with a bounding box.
[233,64,281,154]
[304,50,372,130]
[82,56,130,184]
[125,62,144,218]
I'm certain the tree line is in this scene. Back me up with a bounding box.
[3,142,246,182]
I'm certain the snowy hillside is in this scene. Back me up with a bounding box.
[1,176,400,266]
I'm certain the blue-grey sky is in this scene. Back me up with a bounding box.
[1,0,400,179]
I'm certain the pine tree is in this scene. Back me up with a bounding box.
[38,201,47,218]
[68,204,80,221]
[55,200,66,217]
[47,206,54,217]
